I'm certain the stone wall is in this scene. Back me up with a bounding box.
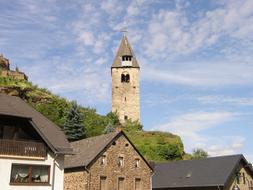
[1,70,28,80]
[64,170,88,190]
[64,135,152,190]
[227,164,253,190]
[88,135,152,190]
[112,67,140,123]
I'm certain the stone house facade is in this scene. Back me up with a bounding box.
[64,131,153,190]
[111,35,140,123]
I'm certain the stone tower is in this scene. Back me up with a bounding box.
[111,35,140,123]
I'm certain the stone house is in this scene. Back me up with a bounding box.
[0,93,72,190]
[64,131,153,190]
[153,154,253,190]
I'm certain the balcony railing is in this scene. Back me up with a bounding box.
[0,139,47,158]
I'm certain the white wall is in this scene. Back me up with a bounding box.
[0,152,64,190]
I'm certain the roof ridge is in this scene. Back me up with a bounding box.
[70,131,120,145]
[155,154,243,165]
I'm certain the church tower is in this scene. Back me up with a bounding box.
[111,35,140,123]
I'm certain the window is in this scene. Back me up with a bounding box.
[118,156,124,167]
[135,158,140,168]
[122,55,132,61]
[101,155,106,165]
[10,164,50,185]
[121,74,130,83]
[135,178,141,190]
[100,176,107,190]
[118,177,125,190]
[124,115,128,120]
[242,172,246,184]
[236,172,241,184]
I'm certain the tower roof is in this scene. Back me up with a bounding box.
[111,35,140,68]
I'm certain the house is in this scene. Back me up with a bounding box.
[64,131,153,190]
[153,154,253,190]
[0,93,72,190]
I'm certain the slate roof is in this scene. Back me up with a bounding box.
[111,35,140,68]
[153,154,253,189]
[0,93,72,154]
[64,132,119,169]
[64,131,153,171]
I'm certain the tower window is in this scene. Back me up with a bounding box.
[122,55,132,66]
[124,115,128,120]
[122,55,132,61]
[121,74,130,83]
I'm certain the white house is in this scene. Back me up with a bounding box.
[0,93,73,190]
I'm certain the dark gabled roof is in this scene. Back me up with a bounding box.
[0,93,72,154]
[153,154,253,189]
[111,35,140,68]
[64,131,153,172]
[64,132,119,169]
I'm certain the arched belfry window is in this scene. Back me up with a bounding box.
[121,73,130,83]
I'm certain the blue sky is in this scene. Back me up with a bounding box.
[0,0,253,162]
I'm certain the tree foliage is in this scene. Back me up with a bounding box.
[192,148,208,159]
[63,101,85,141]
[0,76,186,162]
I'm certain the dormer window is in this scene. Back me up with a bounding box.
[122,55,132,67]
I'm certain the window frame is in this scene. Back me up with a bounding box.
[10,163,50,186]
[118,156,124,167]
[134,158,140,168]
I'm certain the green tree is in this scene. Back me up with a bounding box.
[103,122,116,134]
[63,101,85,141]
[123,120,143,132]
[192,148,208,159]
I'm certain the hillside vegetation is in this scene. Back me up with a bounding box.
[0,76,185,162]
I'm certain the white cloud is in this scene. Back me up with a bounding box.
[100,0,123,15]
[78,30,95,46]
[206,136,245,156]
[143,0,253,58]
[198,96,253,106]
[142,61,253,87]
[157,111,235,137]
[154,111,243,156]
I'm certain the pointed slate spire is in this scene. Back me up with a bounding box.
[111,35,140,68]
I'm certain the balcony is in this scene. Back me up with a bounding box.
[0,139,47,158]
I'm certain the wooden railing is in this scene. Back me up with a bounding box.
[0,139,46,158]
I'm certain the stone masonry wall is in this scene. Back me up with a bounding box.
[64,135,152,190]
[228,164,253,190]
[64,170,88,190]
[87,135,152,190]
[112,67,140,123]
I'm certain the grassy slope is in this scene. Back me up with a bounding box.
[0,76,185,161]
